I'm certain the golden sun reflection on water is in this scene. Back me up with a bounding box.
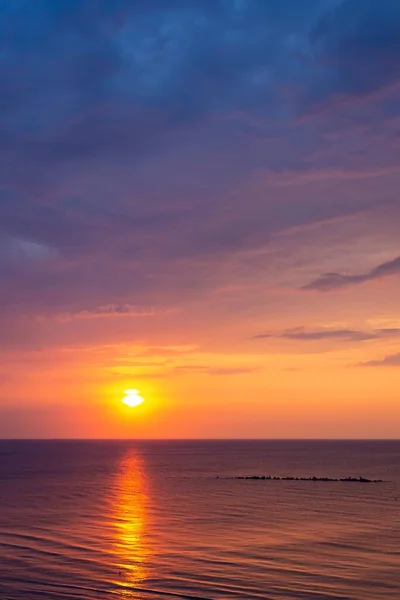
[113,450,151,596]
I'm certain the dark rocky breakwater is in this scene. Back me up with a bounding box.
[224,475,385,483]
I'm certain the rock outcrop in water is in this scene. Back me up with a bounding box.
[226,475,384,483]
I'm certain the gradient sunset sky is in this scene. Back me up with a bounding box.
[1,0,400,439]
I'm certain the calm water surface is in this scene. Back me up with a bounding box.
[0,440,399,599]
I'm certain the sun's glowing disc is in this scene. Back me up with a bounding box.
[122,389,145,408]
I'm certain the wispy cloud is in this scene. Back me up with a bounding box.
[252,327,400,343]
[358,352,400,367]
[172,365,260,377]
[206,367,261,376]
[303,256,400,292]
[251,332,272,340]
[281,328,374,342]
[138,346,197,358]
[113,363,261,380]
[50,305,156,321]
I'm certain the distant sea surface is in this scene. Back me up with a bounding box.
[0,440,399,599]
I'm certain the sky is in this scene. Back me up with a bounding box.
[1,0,400,439]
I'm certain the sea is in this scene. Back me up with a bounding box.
[0,440,399,599]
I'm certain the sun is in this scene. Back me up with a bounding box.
[122,389,145,408]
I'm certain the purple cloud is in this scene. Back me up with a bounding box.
[310,0,400,104]
[0,0,399,333]
[303,256,400,292]
[252,327,400,343]
[359,353,400,367]
[281,328,374,342]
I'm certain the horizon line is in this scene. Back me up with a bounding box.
[0,437,399,442]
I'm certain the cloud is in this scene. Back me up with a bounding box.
[52,305,156,321]
[252,327,400,343]
[2,0,399,143]
[251,332,272,340]
[207,367,260,376]
[1,0,400,329]
[1,237,57,264]
[138,346,197,358]
[173,365,210,374]
[303,256,400,292]
[310,0,400,105]
[172,365,260,376]
[0,1,319,136]
[359,352,400,367]
[281,328,374,342]
[112,363,261,379]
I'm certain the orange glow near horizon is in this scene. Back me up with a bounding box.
[1,328,400,439]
